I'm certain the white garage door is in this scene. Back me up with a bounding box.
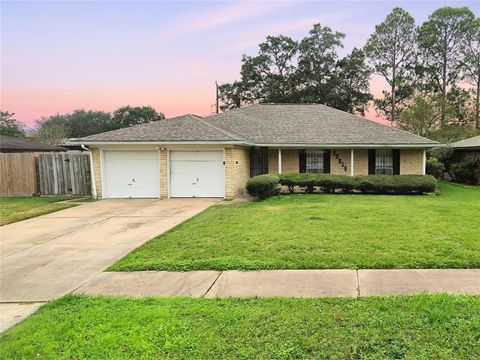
[170,151,224,197]
[103,150,159,198]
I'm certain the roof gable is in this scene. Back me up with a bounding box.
[74,114,238,142]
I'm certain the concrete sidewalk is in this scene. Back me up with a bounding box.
[75,269,480,298]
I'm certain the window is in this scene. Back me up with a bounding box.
[306,150,324,173]
[375,149,393,175]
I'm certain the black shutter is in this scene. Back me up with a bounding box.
[323,150,331,173]
[368,149,376,175]
[393,149,400,175]
[299,150,306,173]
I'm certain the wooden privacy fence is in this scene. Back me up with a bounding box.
[37,153,91,195]
[0,152,91,196]
[0,153,37,195]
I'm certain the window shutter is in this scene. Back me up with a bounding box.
[393,149,400,175]
[323,150,331,173]
[299,150,306,173]
[368,149,376,175]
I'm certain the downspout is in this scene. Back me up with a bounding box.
[81,144,97,198]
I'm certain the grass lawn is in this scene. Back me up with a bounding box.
[0,196,79,226]
[111,182,479,271]
[1,294,479,359]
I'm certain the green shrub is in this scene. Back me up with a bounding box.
[277,173,436,195]
[246,174,280,199]
[451,159,480,184]
[426,158,445,179]
[355,175,437,194]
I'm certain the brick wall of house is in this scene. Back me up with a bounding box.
[268,149,278,173]
[159,149,168,198]
[282,149,299,173]
[268,149,299,173]
[400,149,424,174]
[91,147,102,198]
[353,149,369,175]
[331,149,351,175]
[225,147,250,198]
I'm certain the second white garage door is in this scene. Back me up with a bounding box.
[170,151,224,197]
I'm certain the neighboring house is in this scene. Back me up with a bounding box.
[450,135,480,162]
[69,104,439,199]
[450,135,480,185]
[0,135,67,153]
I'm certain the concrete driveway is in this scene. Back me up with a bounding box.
[0,198,217,330]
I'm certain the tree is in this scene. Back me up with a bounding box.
[418,6,475,127]
[329,48,372,115]
[297,24,345,104]
[32,115,71,145]
[68,109,112,138]
[111,106,165,128]
[0,111,25,138]
[364,7,418,124]
[231,36,300,106]
[445,85,475,125]
[459,17,480,129]
[396,96,439,136]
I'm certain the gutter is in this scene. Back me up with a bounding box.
[248,143,443,149]
[81,144,97,199]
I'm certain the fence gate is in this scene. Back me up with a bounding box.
[37,153,91,195]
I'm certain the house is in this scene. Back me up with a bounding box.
[69,104,439,199]
[450,135,480,185]
[450,135,480,162]
[0,135,67,153]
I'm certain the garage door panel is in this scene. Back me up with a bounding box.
[170,151,224,198]
[170,151,223,161]
[104,151,159,198]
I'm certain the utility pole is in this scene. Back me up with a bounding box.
[215,81,219,114]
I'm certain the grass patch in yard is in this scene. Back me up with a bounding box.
[0,196,78,225]
[110,182,479,271]
[1,294,479,359]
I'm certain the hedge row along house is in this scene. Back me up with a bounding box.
[69,104,439,199]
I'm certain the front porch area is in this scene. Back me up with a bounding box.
[250,148,426,177]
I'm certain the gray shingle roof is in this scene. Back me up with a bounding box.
[0,135,67,152]
[72,104,438,146]
[73,114,238,142]
[451,135,480,149]
[205,104,438,145]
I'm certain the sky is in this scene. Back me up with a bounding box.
[1,0,479,127]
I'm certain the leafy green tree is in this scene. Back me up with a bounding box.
[68,109,112,138]
[397,96,439,136]
[296,24,345,104]
[329,48,372,115]
[445,85,476,125]
[0,111,25,138]
[459,17,480,129]
[418,6,475,127]
[111,106,165,128]
[364,7,418,124]
[218,81,245,111]
[32,115,71,145]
